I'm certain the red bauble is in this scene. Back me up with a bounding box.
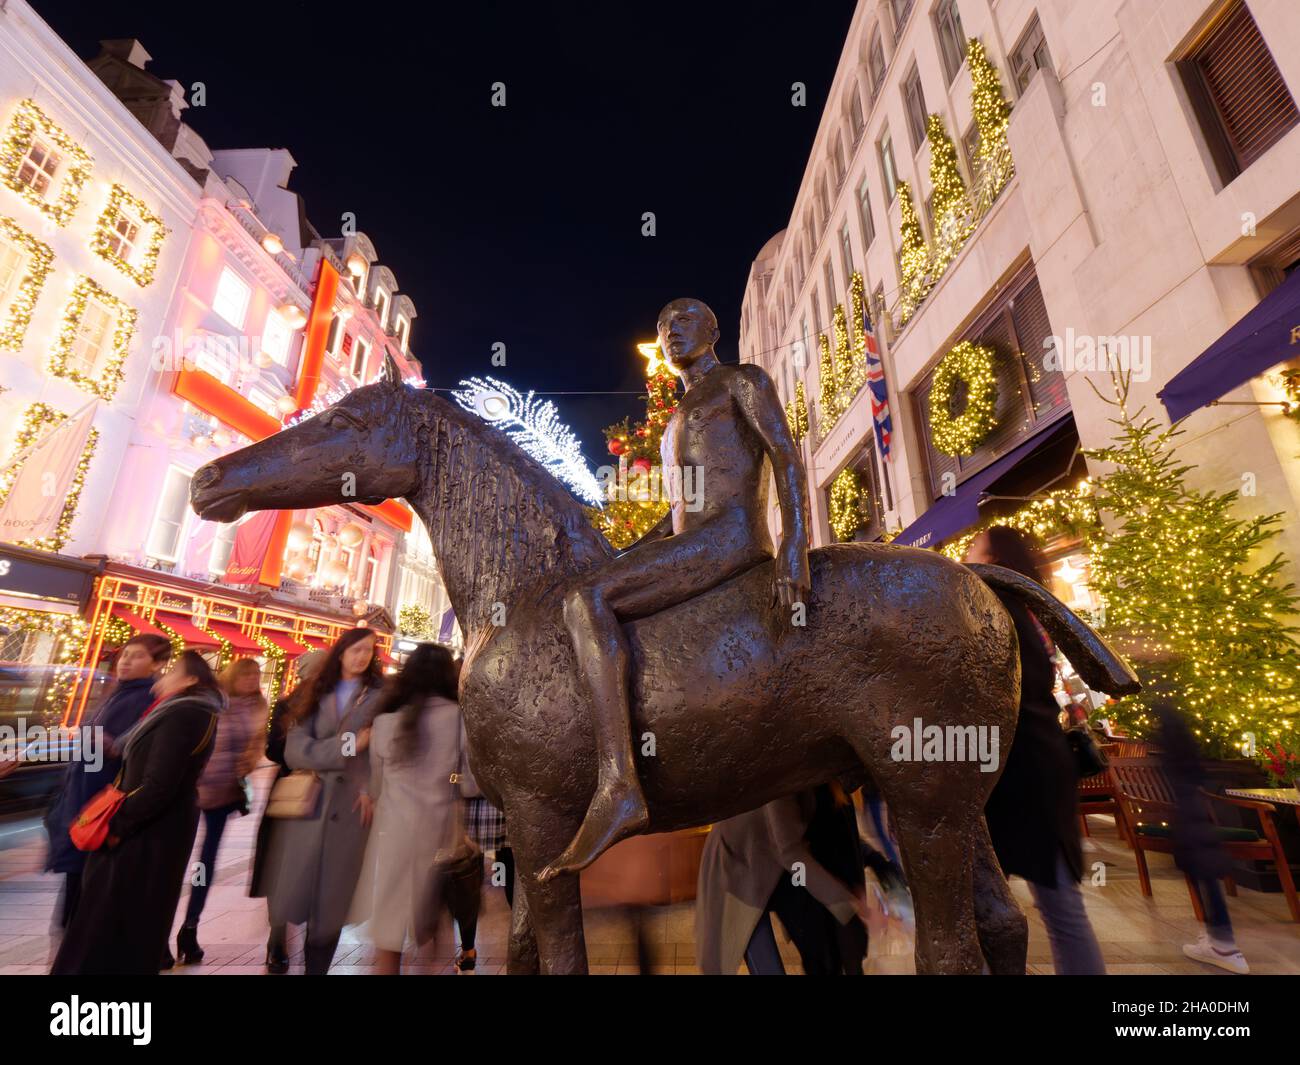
[608,437,626,456]
[632,457,652,474]
[636,427,649,438]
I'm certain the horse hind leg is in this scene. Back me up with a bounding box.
[511,807,590,975]
[972,816,1028,974]
[507,876,540,975]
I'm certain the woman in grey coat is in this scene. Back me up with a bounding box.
[261,627,383,975]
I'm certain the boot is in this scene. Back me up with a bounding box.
[303,939,337,976]
[266,925,289,974]
[177,923,204,965]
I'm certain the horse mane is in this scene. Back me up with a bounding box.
[408,388,613,634]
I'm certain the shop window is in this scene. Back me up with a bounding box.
[351,335,370,380]
[868,32,887,101]
[826,441,885,543]
[1010,14,1054,95]
[66,297,115,378]
[261,309,292,365]
[903,66,928,152]
[879,127,898,202]
[915,269,1068,498]
[147,466,193,562]
[856,174,875,248]
[213,267,250,329]
[935,0,967,86]
[1178,0,1300,184]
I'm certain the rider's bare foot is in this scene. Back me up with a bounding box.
[538,778,649,881]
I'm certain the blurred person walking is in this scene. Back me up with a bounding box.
[43,634,172,929]
[348,642,468,974]
[696,785,873,975]
[261,628,381,975]
[250,648,327,973]
[50,651,221,975]
[967,526,1106,975]
[173,656,269,965]
[1155,702,1250,974]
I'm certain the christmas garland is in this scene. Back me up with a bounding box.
[828,467,863,541]
[929,341,998,456]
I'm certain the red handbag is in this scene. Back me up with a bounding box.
[69,776,138,852]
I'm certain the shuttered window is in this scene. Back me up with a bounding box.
[914,268,1069,499]
[1180,0,1299,184]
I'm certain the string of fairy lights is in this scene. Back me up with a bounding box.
[928,341,999,456]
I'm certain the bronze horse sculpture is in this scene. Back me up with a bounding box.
[191,367,1138,974]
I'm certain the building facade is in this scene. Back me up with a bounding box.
[741,0,1300,611]
[0,4,454,729]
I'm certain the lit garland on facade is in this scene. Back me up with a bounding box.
[0,214,54,350]
[90,183,167,287]
[98,612,135,647]
[929,341,999,456]
[968,38,1015,206]
[0,607,89,725]
[896,181,930,324]
[784,380,809,442]
[151,617,186,661]
[0,402,99,551]
[48,275,138,400]
[926,113,975,278]
[828,467,866,541]
[253,633,288,707]
[815,272,873,441]
[940,481,1098,562]
[0,99,94,226]
[398,603,434,639]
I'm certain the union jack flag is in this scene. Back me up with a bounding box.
[859,305,892,460]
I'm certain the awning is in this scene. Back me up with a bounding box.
[894,418,1077,550]
[111,607,167,638]
[1158,266,1300,422]
[261,630,311,658]
[297,633,330,651]
[206,620,263,655]
[153,611,221,650]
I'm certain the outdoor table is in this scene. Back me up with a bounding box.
[1226,787,1300,827]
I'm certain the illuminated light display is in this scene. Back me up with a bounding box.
[47,275,138,401]
[928,341,999,456]
[89,183,168,287]
[0,98,94,226]
[0,214,54,350]
[785,380,809,443]
[0,402,99,550]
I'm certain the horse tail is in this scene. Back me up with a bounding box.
[967,562,1141,697]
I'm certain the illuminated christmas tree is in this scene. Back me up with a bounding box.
[1085,375,1300,756]
[967,37,1015,208]
[589,343,676,548]
[897,180,930,323]
[926,113,973,273]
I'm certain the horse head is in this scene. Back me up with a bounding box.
[190,356,424,523]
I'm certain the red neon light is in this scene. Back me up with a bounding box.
[295,259,339,409]
[359,498,413,531]
[174,369,282,440]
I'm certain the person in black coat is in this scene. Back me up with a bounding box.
[248,648,327,973]
[967,526,1106,975]
[44,634,172,927]
[51,651,221,976]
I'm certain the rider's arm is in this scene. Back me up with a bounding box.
[730,365,810,559]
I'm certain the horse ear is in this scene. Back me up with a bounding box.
[381,353,402,387]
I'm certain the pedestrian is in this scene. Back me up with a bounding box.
[347,642,468,974]
[1154,701,1250,974]
[173,656,268,965]
[695,785,873,975]
[50,650,221,975]
[249,648,327,973]
[260,627,381,975]
[43,633,172,929]
[966,525,1107,975]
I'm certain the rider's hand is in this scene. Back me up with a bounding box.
[773,538,811,612]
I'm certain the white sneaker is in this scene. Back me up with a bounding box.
[1183,933,1249,974]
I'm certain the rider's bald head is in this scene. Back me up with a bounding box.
[657,299,720,371]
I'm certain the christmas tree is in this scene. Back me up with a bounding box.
[926,112,973,273]
[897,180,930,323]
[589,343,677,548]
[1084,374,1300,756]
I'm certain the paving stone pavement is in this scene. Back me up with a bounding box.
[2,766,1297,975]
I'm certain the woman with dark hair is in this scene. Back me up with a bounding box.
[348,642,471,974]
[966,525,1106,975]
[175,656,269,964]
[51,650,222,975]
[44,633,173,929]
[261,627,381,975]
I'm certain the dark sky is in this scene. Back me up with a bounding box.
[36,0,855,461]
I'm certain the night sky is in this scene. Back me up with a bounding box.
[36,0,856,461]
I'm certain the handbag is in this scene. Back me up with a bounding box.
[449,715,481,799]
[69,773,139,851]
[265,770,321,819]
[1066,725,1109,779]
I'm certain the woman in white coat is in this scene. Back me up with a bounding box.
[348,642,467,974]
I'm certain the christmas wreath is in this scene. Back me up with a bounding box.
[929,341,998,456]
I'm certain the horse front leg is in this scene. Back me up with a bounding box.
[507,875,539,975]
[512,810,589,974]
